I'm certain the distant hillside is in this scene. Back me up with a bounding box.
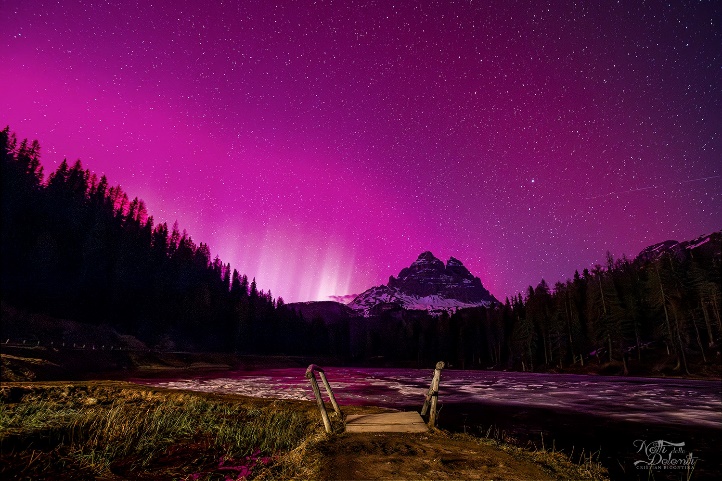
[284,301,357,324]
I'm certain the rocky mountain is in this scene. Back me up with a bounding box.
[635,231,721,264]
[348,251,498,316]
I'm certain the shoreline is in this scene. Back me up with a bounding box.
[435,400,721,481]
[3,345,720,383]
[4,353,718,480]
[0,380,609,480]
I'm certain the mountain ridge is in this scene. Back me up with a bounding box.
[635,231,721,264]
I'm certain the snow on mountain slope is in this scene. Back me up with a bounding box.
[349,252,498,316]
[635,231,721,263]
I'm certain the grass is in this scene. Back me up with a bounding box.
[0,382,319,479]
[461,425,609,481]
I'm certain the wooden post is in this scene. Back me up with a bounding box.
[306,365,332,433]
[420,361,445,427]
[428,361,444,427]
[318,370,342,416]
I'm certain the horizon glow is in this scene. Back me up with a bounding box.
[2,1,720,302]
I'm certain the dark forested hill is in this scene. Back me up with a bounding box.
[0,127,308,353]
[493,233,721,376]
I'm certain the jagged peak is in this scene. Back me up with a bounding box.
[414,251,440,262]
[405,252,445,275]
[447,256,464,267]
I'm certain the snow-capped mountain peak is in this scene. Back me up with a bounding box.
[348,252,498,316]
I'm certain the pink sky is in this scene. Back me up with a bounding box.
[2,1,720,302]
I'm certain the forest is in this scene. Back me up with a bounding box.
[2,127,721,375]
[1,127,305,353]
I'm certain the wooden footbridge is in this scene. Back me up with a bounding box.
[305,362,445,434]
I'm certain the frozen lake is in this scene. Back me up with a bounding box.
[134,367,721,428]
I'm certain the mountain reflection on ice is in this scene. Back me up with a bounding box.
[135,368,721,429]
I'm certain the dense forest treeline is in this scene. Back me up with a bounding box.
[2,128,721,375]
[443,243,721,374]
[1,127,310,353]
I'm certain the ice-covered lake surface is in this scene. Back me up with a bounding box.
[134,367,722,429]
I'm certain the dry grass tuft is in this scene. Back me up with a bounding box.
[0,382,319,479]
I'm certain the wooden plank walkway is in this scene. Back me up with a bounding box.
[345,412,428,433]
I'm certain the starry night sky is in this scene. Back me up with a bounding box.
[2,1,720,303]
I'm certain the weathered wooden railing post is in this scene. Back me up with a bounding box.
[317,369,342,416]
[306,365,331,433]
[305,364,341,433]
[420,361,445,427]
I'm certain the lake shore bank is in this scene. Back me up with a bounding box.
[3,344,720,384]
[0,381,608,480]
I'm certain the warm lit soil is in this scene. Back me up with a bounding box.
[309,431,606,481]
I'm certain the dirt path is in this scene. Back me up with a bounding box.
[313,431,604,480]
